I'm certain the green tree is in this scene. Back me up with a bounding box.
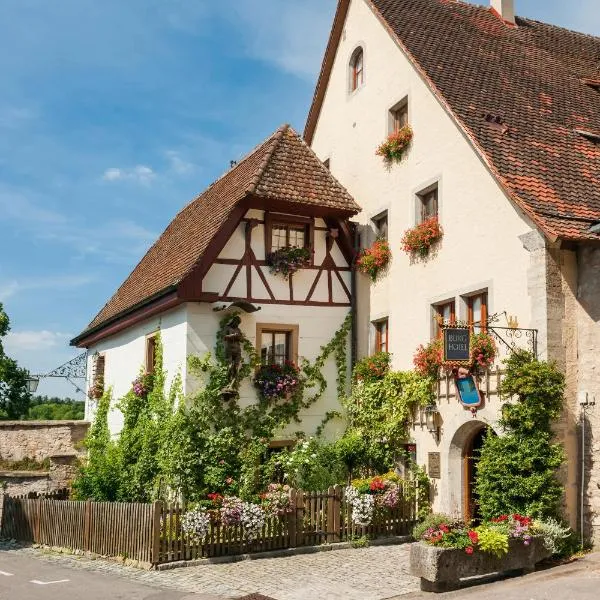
[475,350,565,519]
[0,303,31,420]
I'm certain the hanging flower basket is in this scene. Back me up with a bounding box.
[88,381,104,400]
[402,217,443,258]
[413,339,443,379]
[470,332,497,370]
[376,125,413,164]
[266,246,311,279]
[356,239,392,282]
[254,361,300,400]
[132,373,154,398]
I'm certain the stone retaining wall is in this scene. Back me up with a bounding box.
[0,420,89,462]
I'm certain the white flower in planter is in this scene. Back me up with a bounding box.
[181,507,211,542]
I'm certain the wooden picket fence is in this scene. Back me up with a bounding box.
[1,482,420,566]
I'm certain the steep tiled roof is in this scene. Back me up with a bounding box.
[305,0,600,242]
[77,125,359,339]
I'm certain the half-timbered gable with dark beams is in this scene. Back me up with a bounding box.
[72,125,361,439]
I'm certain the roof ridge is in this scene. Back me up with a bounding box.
[246,123,289,195]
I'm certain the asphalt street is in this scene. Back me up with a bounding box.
[0,552,202,600]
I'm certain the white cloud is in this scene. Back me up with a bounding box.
[4,330,71,352]
[102,164,156,185]
[166,150,194,175]
[0,275,95,302]
[223,0,336,80]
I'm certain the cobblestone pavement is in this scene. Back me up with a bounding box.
[0,543,419,600]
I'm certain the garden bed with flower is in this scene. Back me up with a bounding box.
[410,514,561,592]
[159,476,422,564]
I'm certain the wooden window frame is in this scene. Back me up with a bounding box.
[145,332,158,374]
[467,292,488,332]
[417,184,439,223]
[389,98,409,133]
[373,318,389,354]
[264,213,314,261]
[434,300,456,339]
[371,210,388,241]
[256,323,299,366]
[350,47,364,92]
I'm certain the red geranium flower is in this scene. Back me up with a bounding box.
[465,546,474,555]
[468,530,479,544]
[439,524,449,534]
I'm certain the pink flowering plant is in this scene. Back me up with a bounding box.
[266,246,311,279]
[413,339,443,379]
[401,217,443,258]
[345,472,404,525]
[260,483,294,517]
[470,332,497,370]
[131,373,154,398]
[254,361,301,401]
[356,239,392,282]
[376,125,413,164]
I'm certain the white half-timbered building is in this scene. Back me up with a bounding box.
[72,125,360,439]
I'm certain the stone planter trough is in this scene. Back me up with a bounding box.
[410,537,550,592]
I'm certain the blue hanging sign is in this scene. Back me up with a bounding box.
[455,374,482,408]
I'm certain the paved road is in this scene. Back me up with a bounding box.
[0,542,419,600]
[0,552,209,600]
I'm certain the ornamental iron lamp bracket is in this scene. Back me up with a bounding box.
[30,351,88,395]
[424,404,441,443]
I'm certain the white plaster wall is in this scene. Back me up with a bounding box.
[186,302,350,441]
[85,306,188,435]
[311,0,537,369]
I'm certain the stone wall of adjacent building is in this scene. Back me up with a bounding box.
[0,420,88,463]
[0,421,89,497]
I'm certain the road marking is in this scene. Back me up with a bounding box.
[0,571,13,577]
[30,579,70,585]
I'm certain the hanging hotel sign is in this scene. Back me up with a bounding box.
[443,327,471,363]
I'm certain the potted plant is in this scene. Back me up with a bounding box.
[410,513,552,592]
[401,217,443,258]
[356,239,392,282]
[470,332,497,370]
[254,361,301,400]
[413,339,443,379]
[376,125,414,164]
[266,246,311,279]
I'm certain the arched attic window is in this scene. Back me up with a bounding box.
[349,47,364,92]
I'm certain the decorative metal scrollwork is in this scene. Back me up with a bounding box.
[483,312,538,358]
[43,352,87,380]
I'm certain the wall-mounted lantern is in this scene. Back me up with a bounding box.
[424,404,441,442]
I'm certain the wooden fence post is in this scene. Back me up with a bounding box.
[295,490,304,547]
[151,501,162,566]
[288,489,297,547]
[332,485,342,543]
[83,499,92,552]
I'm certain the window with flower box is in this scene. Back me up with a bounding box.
[374,318,389,353]
[389,98,408,134]
[371,210,388,241]
[434,300,456,338]
[417,184,439,223]
[256,324,299,366]
[265,213,313,257]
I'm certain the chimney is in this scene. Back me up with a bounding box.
[491,0,515,25]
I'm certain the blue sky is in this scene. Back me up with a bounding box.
[1,0,598,400]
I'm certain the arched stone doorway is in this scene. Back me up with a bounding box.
[448,421,494,523]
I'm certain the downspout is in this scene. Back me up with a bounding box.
[351,221,359,369]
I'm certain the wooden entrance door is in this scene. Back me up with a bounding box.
[463,426,487,523]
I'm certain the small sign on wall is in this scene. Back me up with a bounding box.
[443,327,470,363]
[428,452,441,479]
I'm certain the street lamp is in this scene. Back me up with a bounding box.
[424,404,441,442]
[26,376,40,394]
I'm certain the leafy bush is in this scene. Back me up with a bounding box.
[531,518,575,556]
[475,351,565,520]
[352,352,391,383]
